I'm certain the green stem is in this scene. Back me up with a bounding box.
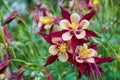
[92,38,111,56]
[3,0,12,12]
[12,59,38,66]
[103,38,117,56]
[18,16,28,28]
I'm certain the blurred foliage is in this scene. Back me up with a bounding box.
[0,0,120,80]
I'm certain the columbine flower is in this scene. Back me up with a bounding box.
[48,38,69,62]
[34,11,61,32]
[76,44,97,63]
[44,37,72,66]
[38,12,53,29]
[59,7,99,41]
[60,13,90,41]
[68,43,115,80]
[39,30,73,66]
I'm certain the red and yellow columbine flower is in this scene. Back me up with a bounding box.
[60,13,89,41]
[68,44,115,80]
[38,13,53,29]
[59,7,99,41]
[48,37,72,62]
[76,44,97,63]
[34,11,61,33]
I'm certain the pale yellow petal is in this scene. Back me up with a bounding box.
[62,31,73,41]
[49,45,58,55]
[52,37,62,44]
[70,13,80,24]
[76,57,84,63]
[86,58,95,63]
[89,49,97,57]
[59,20,70,30]
[80,20,89,29]
[58,53,68,62]
[75,30,86,39]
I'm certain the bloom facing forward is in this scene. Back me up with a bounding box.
[60,13,89,41]
[49,37,72,62]
[76,44,97,63]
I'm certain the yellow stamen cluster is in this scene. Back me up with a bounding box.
[93,0,99,6]
[80,49,90,57]
[69,23,77,31]
[59,43,68,53]
[40,17,52,24]
[0,74,5,79]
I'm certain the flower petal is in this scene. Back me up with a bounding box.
[80,10,96,21]
[58,53,68,62]
[62,31,73,41]
[68,53,79,67]
[49,45,58,55]
[89,49,97,57]
[70,13,80,24]
[75,30,86,39]
[60,7,70,21]
[76,57,84,63]
[52,37,62,44]
[86,58,95,63]
[44,24,51,29]
[85,30,100,38]
[44,55,58,66]
[59,20,70,30]
[94,57,115,64]
[78,63,86,79]
[80,20,89,29]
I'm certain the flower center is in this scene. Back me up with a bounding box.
[40,17,52,24]
[80,49,90,57]
[69,23,77,31]
[93,0,99,5]
[0,74,5,78]
[59,43,67,53]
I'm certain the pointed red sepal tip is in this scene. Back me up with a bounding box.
[44,55,58,66]
[94,57,115,64]
[85,30,101,38]
[3,11,19,25]
[60,6,70,21]
[38,32,53,45]
[81,10,96,21]
[38,30,67,44]
[78,63,86,79]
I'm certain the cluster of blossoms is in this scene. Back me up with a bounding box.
[0,0,115,80]
[34,2,115,80]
